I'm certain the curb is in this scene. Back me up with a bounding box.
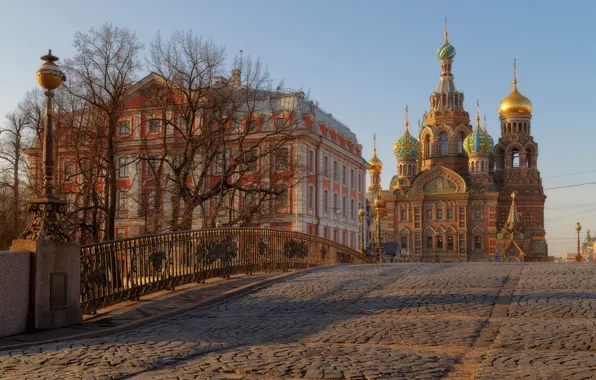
[0,266,322,351]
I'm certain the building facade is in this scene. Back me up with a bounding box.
[367,27,550,262]
[27,72,369,250]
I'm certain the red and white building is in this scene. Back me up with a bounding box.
[28,72,369,250]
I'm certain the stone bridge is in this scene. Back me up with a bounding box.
[2,263,595,379]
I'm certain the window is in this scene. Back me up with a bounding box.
[401,210,407,221]
[215,151,229,174]
[512,149,520,168]
[437,236,443,249]
[116,228,126,240]
[425,209,432,220]
[457,132,464,153]
[323,156,329,177]
[324,190,329,212]
[436,209,443,219]
[447,208,453,219]
[117,190,127,210]
[147,156,161,172]
[358,173,362,192]
[342,165,347,186]
[308,225,315,235]
[308,186,315,209]
[177,116,187,132]
[118,157,129,178]
[119,120,131,136]
[401,236,408,250]
[274,148,290,171]
[350,169,355,189]
[148,118,161,133]
[475,235,482,250]
[247,119,258,132]
[426,236,433,249]
[308,150,315,173]
[440,132,448,155]
[324,227,329,239]
[342,196,347,217]
[64,192,75,212]
[148,189,159,209]
[424,135,431,158]
[475,208,481,219]
[447,236,454,250]
[333,161,338,182]
[63,161,74,179]
[333,193,338,213]
[276,188,289,208]
[342,230,347,245]
[334,229,338,242]
[244,149,258,171]
[350,199,355,219]
[275,118,286,129]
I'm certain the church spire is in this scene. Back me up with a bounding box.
[505,192,521,231]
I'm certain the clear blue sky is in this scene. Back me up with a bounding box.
[2,0,595,257]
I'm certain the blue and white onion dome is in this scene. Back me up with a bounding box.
[393,107,420,158]
[436,30,456,61]
[464,115,492,154]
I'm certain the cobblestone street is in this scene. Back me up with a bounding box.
[1,263,596,379]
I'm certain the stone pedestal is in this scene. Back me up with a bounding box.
[11,239,82,331]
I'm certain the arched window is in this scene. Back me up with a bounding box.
[481,161,485,171]
[447,235,454,250]
[439,132,448,155]
[512,149,520,168]
[424,135,431,159]
[457,132,464,153]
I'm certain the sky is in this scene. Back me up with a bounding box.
[2,0,595,257]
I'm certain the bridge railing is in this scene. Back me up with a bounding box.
[80,228,373,314]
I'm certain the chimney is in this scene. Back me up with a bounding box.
[231,69,241,87]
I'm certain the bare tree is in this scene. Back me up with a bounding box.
[63,22,143,240]
[143,30,306,230]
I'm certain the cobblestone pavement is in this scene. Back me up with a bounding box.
[2,263,596,379]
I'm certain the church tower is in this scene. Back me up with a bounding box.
[367,134,383,195]
[464,100,494,192]
[494,60,546,233]
[393,106,420,192]
[420,21,472,174]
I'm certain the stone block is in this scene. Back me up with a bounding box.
[11,239,83,331]
[0,250,30,337]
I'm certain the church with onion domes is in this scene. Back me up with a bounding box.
[367,24,551,262]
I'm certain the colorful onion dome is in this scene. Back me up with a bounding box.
[393,106,420,159]
[369,134,383,172]
[499,59,532,116]
[436,25,456,61]
[464,102,492,154]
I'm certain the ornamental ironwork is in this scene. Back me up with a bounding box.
[80,228,374,314]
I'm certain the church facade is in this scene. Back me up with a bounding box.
[367,27,550,262]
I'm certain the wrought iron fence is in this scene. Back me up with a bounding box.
[80,228,373,314]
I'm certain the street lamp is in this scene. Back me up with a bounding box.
[20,50,71,242]
[434,231,440,263]
[576,222,582,262]
[373,196,385,263]
[358,207,366,255]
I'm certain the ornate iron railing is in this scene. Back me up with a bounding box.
[80,228,373,314]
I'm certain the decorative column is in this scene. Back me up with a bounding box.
[11,50,82,331]
[373,194,386,263]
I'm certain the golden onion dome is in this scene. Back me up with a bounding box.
[369,134,383,172]
[499,59,532,117]
[498,84,532,116]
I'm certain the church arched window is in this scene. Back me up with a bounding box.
[474,235,482,250]
[457,132,464,153]
[512,149,520,168]
[439,132,448,155]
[424,135,431,159]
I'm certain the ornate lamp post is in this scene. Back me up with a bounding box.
[20,50,71,242]
[576,222,582,262]
[358,207,367,255]
[373,196,385,263]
